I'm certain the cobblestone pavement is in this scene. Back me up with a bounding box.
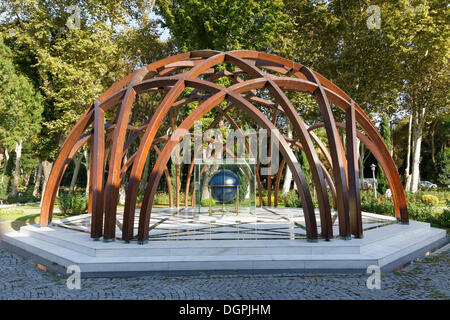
[0,246,448,300]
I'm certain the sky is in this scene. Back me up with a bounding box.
[149,11,170,41]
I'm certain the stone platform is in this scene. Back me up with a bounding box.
[1,208,447,277]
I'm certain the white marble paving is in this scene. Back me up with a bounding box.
[50,207,396,242]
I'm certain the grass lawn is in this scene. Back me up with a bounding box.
[6,204,42,210]
[0,202,170,223]
[0,208,65,223]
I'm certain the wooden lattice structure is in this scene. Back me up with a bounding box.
[39,50,408,243]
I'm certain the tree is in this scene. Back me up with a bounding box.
[0,36,43,197]
[156,0,290,52]
[435,147,449,186]
[1,0,162,197]
[284,0,449,194]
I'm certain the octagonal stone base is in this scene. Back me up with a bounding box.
[1,208,447,277]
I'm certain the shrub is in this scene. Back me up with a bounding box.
[56,193,88,216]
[262,195,275,206]
[421,195,439,207]
[200,198,216,206]
[0,176,10,201]
[154,192,170,205]
[5,192,39,204]
[281,190,301,208]
[435,147,449,186]
[360,194,395,216]
[436,209,450,228]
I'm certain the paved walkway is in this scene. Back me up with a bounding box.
[0,244,448,300]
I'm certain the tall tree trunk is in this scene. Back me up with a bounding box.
[33,160,43,197]
[83,148,90,198]
[282,123,293,194]
[404,114,413,191]
[24,173,31,189]
[1,147,9,183]
[118,153,127,205]
[140,153,150,192]
[40,160,53,206]
[201,165,218,200]
[176,164,181,207]
[68,153,82,194]
[389,119,394,157]
[10,139,23,197]
[410,107,426,193]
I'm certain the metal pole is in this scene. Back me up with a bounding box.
[209,186,212,215]
[236,186,239,215]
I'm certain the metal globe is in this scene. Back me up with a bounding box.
[208,169,240,203]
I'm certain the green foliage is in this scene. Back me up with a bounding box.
[361,190,449,229]
[0,176,10,201]
[0,154,15,200]
[222,164,249,202]
[0,0,448,215]
[1,0,160,160]
[406,189,449,206]
[421,195,439,207]
[170,162,177,204]
[5,192,39,204]
[154,192,170,205]
[281,190,301,208]
[200,198,215,207]
[262,195,275,206]
[377,116,391,194]
[435,147,450,186]
[406,202,436,225]
[56,192,88,216]
[360,192,395,217]
[156,0,290,52]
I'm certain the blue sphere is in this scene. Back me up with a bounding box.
[208,169,240,203]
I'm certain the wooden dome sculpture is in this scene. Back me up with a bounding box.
[39,50,408,244]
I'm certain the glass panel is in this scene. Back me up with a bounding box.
[194,158,256,215]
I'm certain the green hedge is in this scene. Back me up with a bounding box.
[262,195,275,206]
[200,198,216,207]
[361,191,449,229]
[421,194,439,206]
[2,192,39,204]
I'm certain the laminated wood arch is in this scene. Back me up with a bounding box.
[40,50,408,244]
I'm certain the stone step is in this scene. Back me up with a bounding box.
[19,220,433,259]
[18,224,363,257]
[19,225,98,256]
[1,231,378,273]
